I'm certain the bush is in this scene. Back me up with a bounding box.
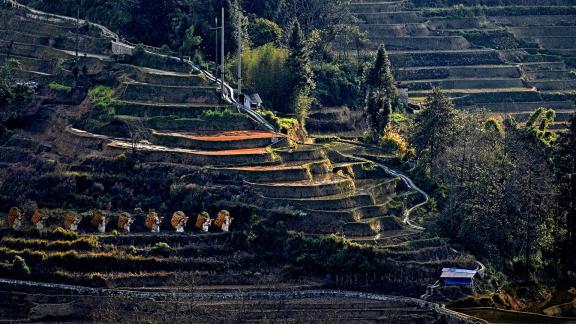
[257,109,297,132]
[313,62,359,107]
[2,237,99,251]
[50,227,79,241]
[48,82,72,93]
[149,242,172,257]
[250,18,282,47]
[379,126,409,156]
[88,86,122,115]
[199,108,236,121]
[12,256,31,276]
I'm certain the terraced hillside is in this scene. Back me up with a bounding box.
[0,3,421,239]
[351,0,576,129]
[0,2,485,313]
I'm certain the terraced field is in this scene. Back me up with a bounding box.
[351,0,576,129]
[0,3,484,317]
[0,278,482,323]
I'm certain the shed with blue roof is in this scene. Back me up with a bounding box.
[440,268,477,286]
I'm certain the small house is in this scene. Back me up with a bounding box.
[240,92,263,110]
[440,268,477,286]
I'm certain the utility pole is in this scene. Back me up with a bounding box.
[237,9,242,99]
[75,5,80,61]
[214,17,218,79]
[220,7,225,99]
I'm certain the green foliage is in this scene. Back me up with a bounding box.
[88,86,121,115]
[0,59,33,117]
[243,220,391,275]
[2,237,99,252]
[149,242,172,257]
[379,126,409,157]
[12,256,31,276]
[11,84,35,105]
[523,107,558,146]
[50,227,79,241]
[0,59,21,87]
[287,21,315,129]
[413,106,562,279]
[313,62,359,107]
[257,109,297,132]
[132,44,146,57]
[250,18,282,47]
[199,108,236,121]
[553,115,576,271]
[391,112,407,124]
[462,30,522,50]
[485,117,505,139]
[180,26,202,59]
[48,82,72,93]
[23,0,177,47]
[412,88,459,172]
[364,45,400,142]
[230,44,291,112]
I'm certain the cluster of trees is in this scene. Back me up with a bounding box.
[23,0,368,130]
[412,88,576,281]
[0,59,35,141]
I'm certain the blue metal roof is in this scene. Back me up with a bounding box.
[440,268,477,279]
[442,268,477,274]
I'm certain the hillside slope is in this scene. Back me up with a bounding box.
[0,3,490,320]
[351,0,576,129]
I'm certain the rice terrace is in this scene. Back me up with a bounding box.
[0,0,575,323]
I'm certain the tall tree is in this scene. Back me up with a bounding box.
[179,26,203,62]
[412,87,459,176]
[555,115,576,270]
[364,45,399,142]
[286,21,315,129]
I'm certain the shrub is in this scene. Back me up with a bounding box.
[88,86,122,115]
[379,126,409,156]
[12,256,31,276]
[257,109,297,132]
[12,83,35,104]
[390,112,407,124]
[48,82,72,93]
[199,108,236,121]
[313,62,359,107]
[149,242,172,257]
[50,227,79,241]
[250,18,282,47]
[2,237,99,251]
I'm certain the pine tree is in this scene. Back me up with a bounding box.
[412,87,459,175]
[287,20,315,129]
[364,44,399,141]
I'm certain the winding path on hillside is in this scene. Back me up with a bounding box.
[341,144,486,277]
